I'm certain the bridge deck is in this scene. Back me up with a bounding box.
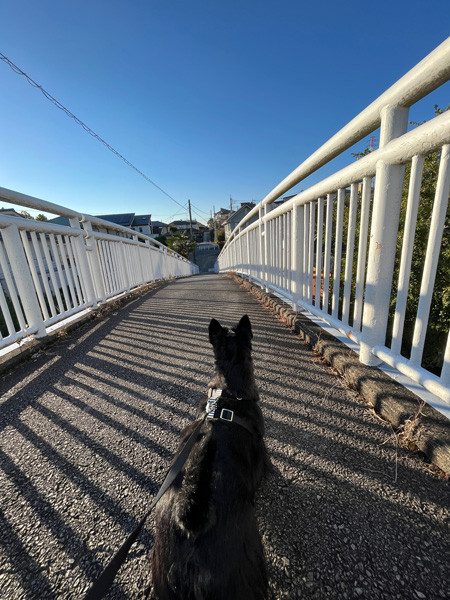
[0,274,448,599]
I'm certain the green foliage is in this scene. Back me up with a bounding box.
[383,105,449,372]
[340,105,450,374]
[390,108,450,371]
[166,231,196,259]
[215,229,225,243]
[0,294,20,337]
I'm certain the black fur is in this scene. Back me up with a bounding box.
[151,315,271,600]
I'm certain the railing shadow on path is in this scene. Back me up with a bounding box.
[0,274,448,600]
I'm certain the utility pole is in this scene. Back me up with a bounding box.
[188,199,193,237]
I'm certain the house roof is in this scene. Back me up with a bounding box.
[131,214,151,227]
[96,213,135,227]
[48,216,71,226]
[0,208,23,218]
[224,203,256,225]
[171,220,203,227]
[152,221,167,227]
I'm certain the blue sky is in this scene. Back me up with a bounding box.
[1,1,449,224]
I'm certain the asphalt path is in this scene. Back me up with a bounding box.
[0,274,448,600]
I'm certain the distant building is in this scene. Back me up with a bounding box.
[168,220,208,243]
[96,213,155,236]
[214,208,232,227]
[223,203,256,239]
[151,221,169,236]
[0,208,23,218]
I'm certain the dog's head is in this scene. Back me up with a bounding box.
[209,314,253,355]
[208,315,257,398]
[209,315,259,401]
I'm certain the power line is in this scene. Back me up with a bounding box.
[189,203,210,216]
[0,52,187,211]
[190,207,209,223]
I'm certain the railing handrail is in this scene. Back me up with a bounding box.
[229,109,450,241]
[225,36,450,237]
[0,186,194,266]
[218,38,450,416]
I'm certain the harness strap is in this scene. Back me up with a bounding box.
[210,406,254,434]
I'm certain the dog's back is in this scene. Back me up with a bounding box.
[151,316,270,600]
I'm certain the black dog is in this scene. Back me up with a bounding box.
[151,315,271,600]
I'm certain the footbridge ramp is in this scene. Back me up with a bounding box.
[1,275,448,599]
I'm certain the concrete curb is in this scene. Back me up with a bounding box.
[231,274,450,476]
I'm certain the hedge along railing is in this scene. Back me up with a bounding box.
[0,187,198,353]
[219,37,450,414]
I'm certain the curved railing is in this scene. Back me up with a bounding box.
[0,186,198,353]
[219,37,450,414]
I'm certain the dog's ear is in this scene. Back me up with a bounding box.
[236,314,253,340]
[209,318,226,345]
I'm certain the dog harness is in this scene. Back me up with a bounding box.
[206,388,254,434]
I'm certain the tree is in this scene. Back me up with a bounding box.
[166,231,196,259]
[215,229,225,243]
[19,210,48,221]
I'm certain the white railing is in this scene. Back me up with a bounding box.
[219,37,450,412]
[0,187,198,353]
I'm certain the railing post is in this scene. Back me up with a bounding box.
[1,224,46,338]
[291,203,304,311]
[359,105,409,366]
[77,219,106,304]
[258,206,264,284]
[118,241,131,292]
[263,203,275,292]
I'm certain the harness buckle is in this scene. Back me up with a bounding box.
[220,408,234,422]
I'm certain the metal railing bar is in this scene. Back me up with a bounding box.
[391,155,425,355]
[0,240,27,330]
[222,38,450,237]
[352,177,372,333]
[410,144,450,366]
[332,189,346,319]
[342,183,358,325]
[20,231,50,321]
[30,231,56,317]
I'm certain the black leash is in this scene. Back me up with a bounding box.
[82,393,253,600]
[83,414,207,600]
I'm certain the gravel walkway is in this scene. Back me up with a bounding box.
[0,274,448,600]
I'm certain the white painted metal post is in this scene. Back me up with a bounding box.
[258,206,265,284]
[78,219,106,304]
[264,203,273,292]
[70,218,102,305]
[360,105,409,365]
[410,145,450,366]
[1,224,46,338]
[353,177,372,332]
[332,189,345,319]
[315,198,324,309]
[322,194,333,314]
[307,202,315,304]
[342,183,358,324]
[391,155,425,355]
[302,204,310,299]
[291,204,304,311]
